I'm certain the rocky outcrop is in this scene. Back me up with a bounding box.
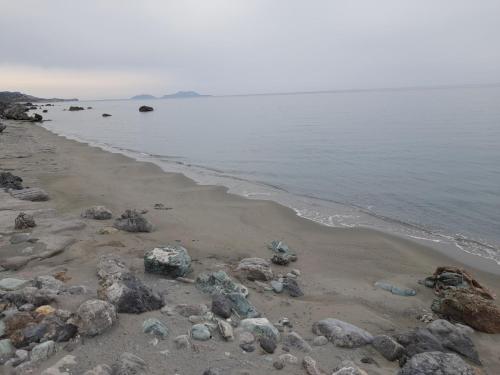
[312,319,373,348]
[68,106,84,111]
[144,245,191,278]
[4,104,31,120]
[113,209,152,232]
[139,106,154,112]
[97,255,163,313]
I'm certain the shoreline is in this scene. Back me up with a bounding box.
[1,118,500,373]
[40,121,500,277]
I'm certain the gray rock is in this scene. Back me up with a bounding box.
[10,233,31,244]
[113,209,152,232]
[174,335,190,349]
[144,245,191,277]
[0,123,6,133]
[112,352,149,375]
[273,358,285,370]
[81,206,113,220]
[269,240,297,261]
[0,172,23,190]
[271,280,284,293]
[41,355,78,375]
[280,353,299,364]
[196,271,248,296]
[332,361,368,375]
[0,339,15,362]
[312,335,328,346]
[3,286,57,307]
[30,340,55,362]
[75,299,117,336]
[374,281,416,296]
[372,335,405,361]
[84,364,113,375]
[240,318,280,343]
[271,253,291,265]
[139,106,154,112]
[398,351,474,375]
[142,318,168,339]
[174,303,208,317]
[236,257,274,281]
[203,369,221,375]
[283,277,304,297]
[211,293,233,318]
[259,336,277,353]
[33,275,65,293]
[283,331,312,352]
[0,278,30,291]
[427,319,480,364]
[394,328,445,360]
[191,324,211,341]
[302,356,325,375]
[226,292,260,318]
[11,188,49,202]
[312,319,373,348]
[14,212,36,230]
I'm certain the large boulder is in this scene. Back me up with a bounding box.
[97,255,163,313]
[75,299,117,336]
[81,206,113,220]
[0,172,23,190]
[312,319,373,348]
[431,288,500,333]
[139,106,154,112]
[144,245,191,278]
[398,352,474,375]
[236,258,273,281]
[113,209,152,232]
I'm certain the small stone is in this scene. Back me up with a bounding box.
[240,318,280,343]
[30,340,56,362]
[113,209,152,232]
[14,213,36,230]
[98,227,119,235]
[279,353,299,364]
[33,275,65,293]
[142,318,168,339]
[0,278,30,291]
[211,293,233,319]
[239,331,255,344]
[313,335,328,346]
[11,188,49,202]
[236,258,274,281]
[303,356,325,375]
[259,336,277,353]
[174,335,190,349]
[283,331,312,352]
[191,324,211,341]
[372,335,405,362]
[203,368,221,375]
[239,343,255,352]
[35,305,56,316]
[271,280,284,293]
[273,359,285,370]
[111,352,149,375]
[217,319,234,341]
[81,206,113,220]
[312,319,373,348]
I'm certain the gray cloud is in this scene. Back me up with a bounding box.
[1,0,500,99]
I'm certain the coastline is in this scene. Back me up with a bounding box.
[1,119,500,373]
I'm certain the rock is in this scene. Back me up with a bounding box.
[98,227,119,235]
[10,233,32,244]
[312,319,373,348]
[191,324,211,341]
[174,335,190,349]
[211,293,233,318]
[41,355,79,375]
[30,340,55,362]
[394,328,445,361]
[427,319,480,364]
[84,364,113,375]
[97,255,163,313]
[269,240,297,261]
[0,172,23,190]
[283,277,304,297]
[102,114,112,117]
[139,106,154,112]
[312,335,328,346]
[398,351,474,375]
[33,275,65,293]
[273,358,285,369]
[203,369,221,375]
[111,352,149,375]
[240,318,280,343]
[0,339,15,361]
[35,305,56,316]
[0,278,30,291]
[175,303,207,317]
[196,271,248,296]
[303,356,325,375]
[271,253,291,266]
[239,343,255,352]
[374,281,416,296]
[113,209,152,232]
[226,292,259,318]
[33,113,43,122]
[142,318,168,339]
[14,212,36,230]
[332,361,368,375]
[431,288,500,333]
[236,258,273,281]
[280,353,299,364]
[81,206,113,220]
[217,319,234,341]
[4,104,32,120]
[0,123,6,133]
[259,336,277,353]
[271,280,284,293]
[11,188,49,201]
[372,335,405,361]
[144,245,191,277]
[283,331,312,352]
[68,106,84,111]
[3,287,57,307]
[75,299,117,336]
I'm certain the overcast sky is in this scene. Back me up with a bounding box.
[1,0,500,100]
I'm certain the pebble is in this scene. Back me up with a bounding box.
[273,359,285,370]
[142,318,169,339]
[279,353,299,364]
[313,335,329,346]
[191,324,211,341]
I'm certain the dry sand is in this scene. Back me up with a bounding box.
[1,119,499,374]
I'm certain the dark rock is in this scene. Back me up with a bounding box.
[239,343,255,352]
[3,287,57,307]
[259,336,277,353]
[203,368,221,375]
[139,106,154,112]
[394,328,444,363]
[0,123,6,133]
[372,334,405,361]
[112,352,149,375]
[271,253,291,266]
[144,245,191,278]
[32,113,43,122]
[398,351,474,375]
[102,113,112,117]
[269,240,297,261]
[68,106,84,111]
[283,277,304,297]
[14,212,36,230]
[114,209,152,232]
[0,172,23,190]
[42,110,48,113]
[226,292,259,318]
[211,293,233,318]
[283,331,312,352]
[273,359,285,370]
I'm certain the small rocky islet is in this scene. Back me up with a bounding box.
[1,106,499,374]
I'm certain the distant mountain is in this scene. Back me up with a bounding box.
[0,91,78,103]
[130,94,157,100]
[161,91,209,99]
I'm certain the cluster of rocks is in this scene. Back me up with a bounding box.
[1,171,49,202]
[2,104,43,122]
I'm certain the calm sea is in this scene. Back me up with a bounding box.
[39,86,500,265]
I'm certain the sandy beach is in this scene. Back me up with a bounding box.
[1,118,499,374]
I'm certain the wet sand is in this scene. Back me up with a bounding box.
[1,119,499,374]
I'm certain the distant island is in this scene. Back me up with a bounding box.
[130,91,210,100]
[0,91,78,103]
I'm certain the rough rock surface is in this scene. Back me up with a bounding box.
[113,209,152,232]
[11,188,49,201]
[283,331,312,352]
[236,257,273,281]
[398,351,475,375]
[142,318,168,339]
[14,212,36,230]
[111,352,150,375]
[139,106,154,112]
[144,245,191,278]
[240,318,280,343]
[302,356,325,375]
[0,172,23,190]
[372,335,405,361]
[75,299,117,336]
[312,319,373,348]
[81,206,113,220]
